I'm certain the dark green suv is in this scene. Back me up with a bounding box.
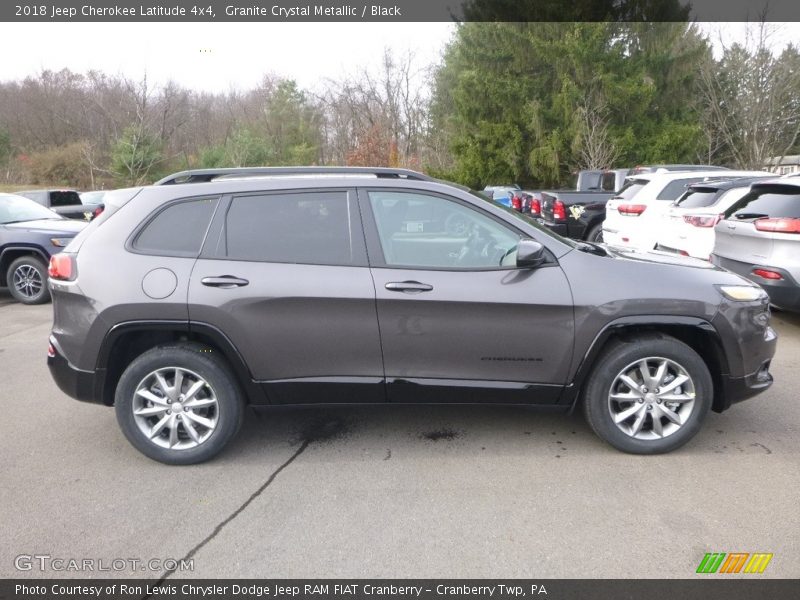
[47,168,777,464]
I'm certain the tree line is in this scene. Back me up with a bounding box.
[0,22,799,190]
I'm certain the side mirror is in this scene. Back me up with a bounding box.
[516,239,546,268]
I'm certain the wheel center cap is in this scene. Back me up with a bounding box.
[644,392,657,404]
[171,402,183,413]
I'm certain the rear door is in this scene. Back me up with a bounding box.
[360,188,574,405]
[188,188,384,404]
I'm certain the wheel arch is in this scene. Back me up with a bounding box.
[0,246,50,286]
[96,321,265,406]
[563,316,730,414]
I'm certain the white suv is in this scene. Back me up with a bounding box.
[603,170,769,252]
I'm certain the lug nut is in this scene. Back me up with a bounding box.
[654,388,660,393]
[642,387,648,393]
[638,399,644,403]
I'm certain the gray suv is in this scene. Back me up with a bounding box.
[47,168,777,464]
[712,179,800,312]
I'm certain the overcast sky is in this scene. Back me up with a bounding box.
[0,22,798,93]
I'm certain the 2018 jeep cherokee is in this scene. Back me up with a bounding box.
[46,168,777,464]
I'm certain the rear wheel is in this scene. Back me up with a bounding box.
[115,344,244,465]
[583,336,712,454]
[7,256,50,304]
[586,223,603,243]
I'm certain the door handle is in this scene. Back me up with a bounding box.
[385,281,433,293]
[201,276,249,288]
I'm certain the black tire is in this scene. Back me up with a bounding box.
[586,223,603,243]
[115,344,244,465]
[7,256,51,305]
[582,335,712,454]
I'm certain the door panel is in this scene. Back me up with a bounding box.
[188,189,384,404]
[361,189,575,404]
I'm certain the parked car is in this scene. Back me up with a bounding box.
[576,169,629,192]
[79,190,106,218]
[14,189,103,221]
[538,190,617,242]
[711,179,800,312]
[0,193,86,304]
[47,167,776,464]
[603,170,769,251]
[656,177,773,260]
[628,164,731,176]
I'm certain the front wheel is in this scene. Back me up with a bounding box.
[583,336,712,454]
[115,344,244,465]
[7,256,50,304]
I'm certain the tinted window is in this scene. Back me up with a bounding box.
[50,191,81,207]
[134,197,218,255]
[616,179,647,201]
[601,172,617,191]
[657,177,704,200]
[675,188,721,208]
[725,186,800,219]
[369,191,520,269]
[225,191,354,265]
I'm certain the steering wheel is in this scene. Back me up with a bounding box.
[453,224,493,266]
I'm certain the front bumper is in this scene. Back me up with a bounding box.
[712,255,800,311]
[48,336,106,404]
[717,362,774,412]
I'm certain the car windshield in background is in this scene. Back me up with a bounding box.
[676,188,720,208]
[0,194,63,224]
[725,186,800,219]
[80,191,106,205]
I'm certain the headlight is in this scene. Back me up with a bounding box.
[716,284,767,302]
[50,238,72,248]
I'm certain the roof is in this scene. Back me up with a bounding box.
[764,155,800,166]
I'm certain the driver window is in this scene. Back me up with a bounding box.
[368,191,521,269]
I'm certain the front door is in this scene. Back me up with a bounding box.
[360,189,575,404]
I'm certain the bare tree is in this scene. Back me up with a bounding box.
[698,21,800,170]
[573,92,619,170]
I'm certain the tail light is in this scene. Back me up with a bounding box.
[752,268,783,280]
[530,197,541,217]
[511,195,522,211]
[93,206,104,218]
[552,199,566,221]
[47,342,56,358]
[683,214,722,228]
[48,254,76,281]
[754,217,800,233]
[618,204,646,216]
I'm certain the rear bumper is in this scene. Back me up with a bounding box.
[712,255,800,311]
[539,220,568,237]
[47,336,105,404]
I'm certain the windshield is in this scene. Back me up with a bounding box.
[676,188,720,208]
[615,179,648,200]
[0,194,62,224]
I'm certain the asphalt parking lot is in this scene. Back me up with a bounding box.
[0,288,798,580]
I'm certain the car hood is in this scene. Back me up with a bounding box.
[3,219,87,235]
[602,244,717,269]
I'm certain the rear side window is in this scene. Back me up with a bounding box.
[133,197,218,256]
[225,191,355,265]
[615,179,647,200]
[675,188,720,208]
[601,172,617,191]
[50,191,81,207]
[725,186,800,219]
[657,177,704,201]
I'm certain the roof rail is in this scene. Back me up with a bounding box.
[153,166,438,186]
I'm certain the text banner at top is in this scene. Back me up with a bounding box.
[4,0,800,22]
